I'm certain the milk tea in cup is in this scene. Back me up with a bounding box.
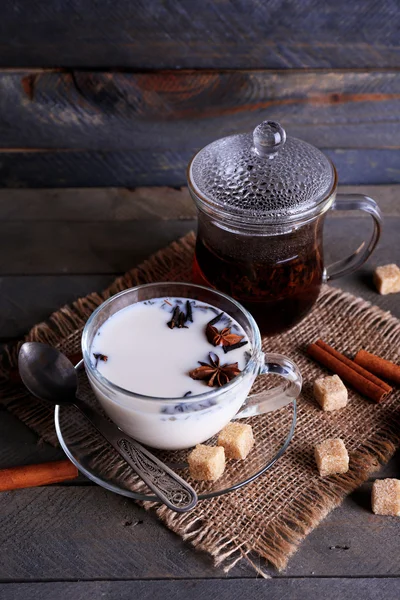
[83,283,302,451]
[89,297,252,449]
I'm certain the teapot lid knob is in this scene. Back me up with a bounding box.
[253,120,286,157]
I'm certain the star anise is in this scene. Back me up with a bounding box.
[206,323,245,348]
[189,352,241,388]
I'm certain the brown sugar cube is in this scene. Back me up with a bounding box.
[313,374,348,412]
[217,422,254,459]
[374,264,400,295]
[372,479,400,516]
[188,444,225,481]
[314,438,349,477]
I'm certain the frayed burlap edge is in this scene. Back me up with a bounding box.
[139,258,400,572]
[152,288,400,573]
[154,423,399,574]
[1,230,400,574]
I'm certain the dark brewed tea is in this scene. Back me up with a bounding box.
[193,231,324,336]
[188,121,381,332]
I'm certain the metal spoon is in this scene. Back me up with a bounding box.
[18,342,198,513]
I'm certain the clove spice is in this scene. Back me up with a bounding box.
[93,353,108,367]
[185,300,193,323]
[223,340,248,354]
[167,304,189,329]
[208,312,224,327]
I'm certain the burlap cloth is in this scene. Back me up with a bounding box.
[1,232,400,574]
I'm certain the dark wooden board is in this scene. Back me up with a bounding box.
[0,148,398,188]
[0,220,196,276]
[1,211,399,338]
[1,215,399,278]
[0,486,253,580]
[1,579,400,600]
[0,0,398,69]
[1,479,400,581]
[0,409,66,468]
[1,70,400,150]
[0,275,115,341]
[1,394,399,583]
[0,149,184,188]
[0,187,195,221]
[0,185,398,222]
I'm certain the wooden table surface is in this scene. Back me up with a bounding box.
[1,184,400,600]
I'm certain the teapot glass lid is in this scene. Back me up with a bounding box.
[188,120,335,224]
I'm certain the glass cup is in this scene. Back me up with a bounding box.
[190,177,382,335]
[82,282,302,450]
[187,120,383,336]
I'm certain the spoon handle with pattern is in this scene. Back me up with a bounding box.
[73,398,198,512]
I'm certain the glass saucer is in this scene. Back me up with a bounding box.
[55,363,297,501]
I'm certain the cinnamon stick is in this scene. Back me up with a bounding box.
[315,340,392,393]
[307,341,392,403]
[0,460,78,492]
[354,349,400,386]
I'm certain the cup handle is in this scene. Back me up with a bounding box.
[324,194,382,282]
[235,353,302,418]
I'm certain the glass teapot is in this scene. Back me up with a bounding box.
[187,120,382,335]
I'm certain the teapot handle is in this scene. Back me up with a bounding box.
[324,194,383,282]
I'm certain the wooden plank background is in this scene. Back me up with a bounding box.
[1,184,398,339]
[1,580,400,600]
[0,0,399,187]
[2,70,400,150]
[0,0,399,69]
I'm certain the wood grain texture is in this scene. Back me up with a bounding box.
[1,69,399,186]
[0,275,115,340]
[0,187,195,221]
[0,487,252,580]
[0,219,195,275]
[1,213,400,339]
[1,70,400,150]
[0,0,398,69]
[1,579,400,600]
[1,483,400,580]
[0,409,66,469]
[0,184,398,338]
[0,408,399,582]
[2,214,400,277]
[0,185,398,222]
[0,148,398,188]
